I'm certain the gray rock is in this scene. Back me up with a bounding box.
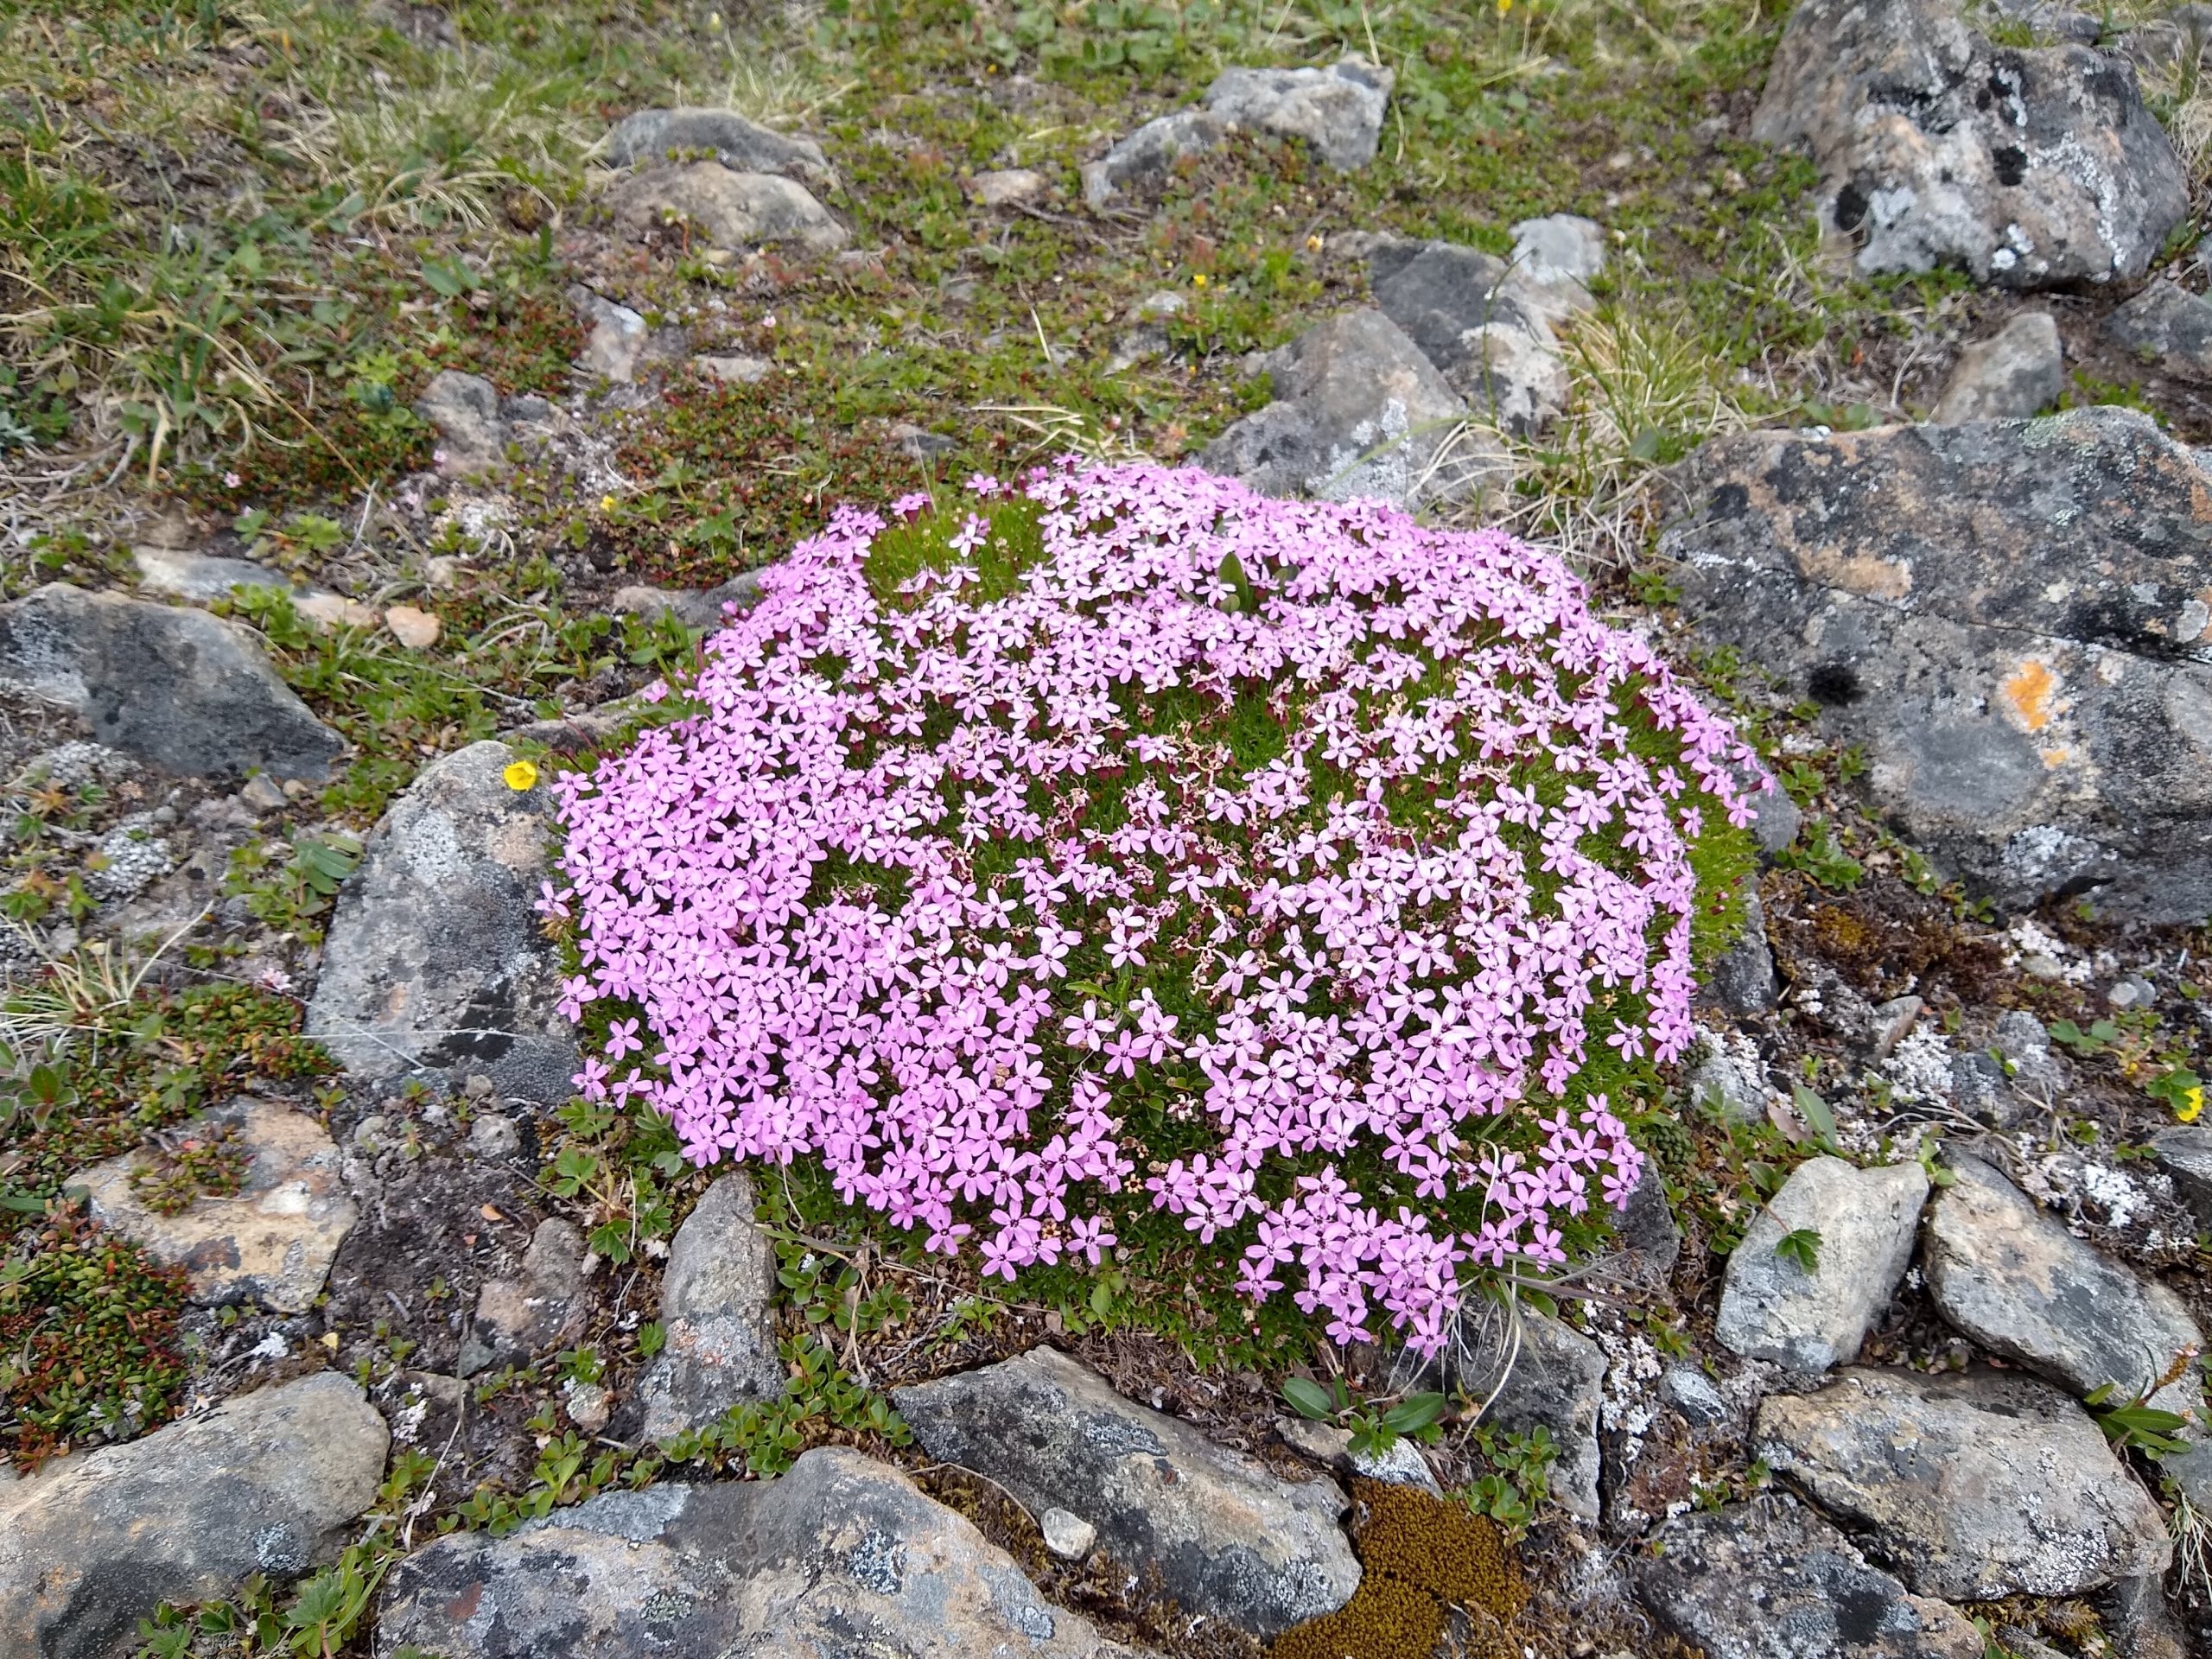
[1688,1039,1768,1123]
[609,575,763,632]
[0,1373,389,1659]
[1637,1497,1986,1659]
[307,740,576,1102]
[892,1345,1358,1637]
[1510,213,1606,288]
[0,584,343,782]
[601,107,833,186]
[71,1096,356,1314]
[1716,1156,1927,1373]
[571,286,650,382]
[608,162,848,254]
[1755,1366,2172,1599]
[639,1171,783,1440]
[375,1448,1140,1659]
[1747,772,1803,858]
[132,547,296,604]
[1081,107,1230,208]
[1612,1164,1683,1288]
[692,353,772,384]
[2107,279,2212,382]
[969,168,1047,207]
[1274,1414,1441,1492]
[1365,238,1566,431]
[2101,1569,2196,1659]
[1658,1364,1731,1428]
[1753,0,2187,288]
[1198,308,1506,510]
[1039,1506,1096,1560]
[461,1217,590,1376]
[1203,58,1393,171]
[2149,1124,2212,1234]
[1923,1152,2203,1400]
[1658,409,2212,921]
[1702,888,1778,1015]
[415,369,505,476]
[466,1111,521,1161]
[1993,1007,2055,1072]
[1453,1306,1605,1522]
[1929,311,2063,422]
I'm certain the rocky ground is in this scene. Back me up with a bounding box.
[8,0,2212,1656]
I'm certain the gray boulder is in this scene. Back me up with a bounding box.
[1658,408,2212,921]
[1510,213,1606,289]
[1753,0,2187,287]
[1199,308,1506,510]
[1754,1367,2172,1599]
[1367,238,1568,433]
[132,547,297,605]
[1929,311,2063,422]
[307,740,577,1103]
[892,1345,1358,1637]
[1204,58,1393,170]
[71,1096,356,1314]
[416,369,505,476]
[0,1373,389,1659]
[1700,888,1778,1015]
[608,163,847,255]
[639,1171,784,1440]
[2107,279,2212,382]
[374,1449,1140,1659]
[2150,1124,2212,1233]
[0,584,342,782]
[1923,1152,2202,1401]
[1715,1155,1927,1373]
[1637,1497,1986,1659]
[1081,108,1230,209]
[1451,1306,1605,1522]
[601,107,833,187]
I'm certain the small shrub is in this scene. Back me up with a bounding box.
[550,462,1759,1354]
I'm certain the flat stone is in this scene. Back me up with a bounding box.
[296,593,380,631]
[639,1171,783,1440]
[1754,1366,2172,1599]
[383,605,440,650]
[0,583,343,782]
[1203,57,1394,171]
[1198,308,1506,510]
[1637,1497,1986,1659]
[415,369,505,477]
[1659,1364,1732,1427]
[1929,311,2063,422]
[71,1096,356,1314]
[1658,408,2212,921]
[1510,213,1607,287]
[374,1448,1140,1659]
[968,168,1047,207]
[461,1217,590,1376]
[2149,1124,2212,1233]
[571,286,650,382]
[0,1373,389,1659]
[1923,1151,2202,1400]
[307,740,576,1102]
[1715,1155,1927,1374]
[691,353,772,385]
[2107,279,2212,382]
[1040,1506,1096,1560]
[893,1345,1359,1637]
[601,106,834,187]
[132,547,295,604]
[1753,0,2187,288]
[608,162,847,254]
[1081,107,1230,208]
[1452,1306,1605,1522]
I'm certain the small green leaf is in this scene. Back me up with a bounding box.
[1790,1083,1836,1146]
[1775,1227,1822,1274]
[1382,1391,1446,1434]
[1281,1376,1335,1421]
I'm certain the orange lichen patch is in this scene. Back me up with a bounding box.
[1800,545,1912,601]
[1269,1481,1527,1659]
[2001,658,2059,734]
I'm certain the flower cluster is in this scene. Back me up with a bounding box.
[547,462,1760,1353]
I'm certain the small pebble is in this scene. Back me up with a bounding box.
[1039,1506,1096,1560]
[238,774,289,814]
[385,605,442,650]
[565,1381,612,1433]
[467,1113,520,1161]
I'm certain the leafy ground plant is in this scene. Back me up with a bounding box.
[545,461,1761,1358]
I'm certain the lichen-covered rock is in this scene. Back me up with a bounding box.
[1637,1497,1986,1659]
[1451,1307,1605,1522]
[1929,311,2063,422]
[2150,1123,2212,1234]
[1715,1155,1927,1373]
[1366,238,1568,433]
[893,1345,1359,1637]
[2107,279,2212,382]
[415,369,505,476]
[608,162,847,254]
[1923,1152,2202,1401]
[1198,308,1505,510]
[0,583,342,782]
[0,1373,388,1659]
[71,1096,356,1314]
[308,741,576,1102]
[639,1172,783,1440]
[1658,409,2212,921]
[1754,1367,2171,1599]
[601,106,834,187]
[1753,0,2187,288]
[373,1450,1141,1659]
[1203,58,1393,170]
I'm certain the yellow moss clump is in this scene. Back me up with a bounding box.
[1268,1479,1529,1659]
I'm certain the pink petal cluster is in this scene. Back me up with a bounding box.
[548,461,1761,1354]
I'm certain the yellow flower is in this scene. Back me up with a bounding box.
[1192,272,1209,288]
[600,493,617,512]
[503,759,539,791]
[2179,1085,2204,1124]
[1498,0,1513,12]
